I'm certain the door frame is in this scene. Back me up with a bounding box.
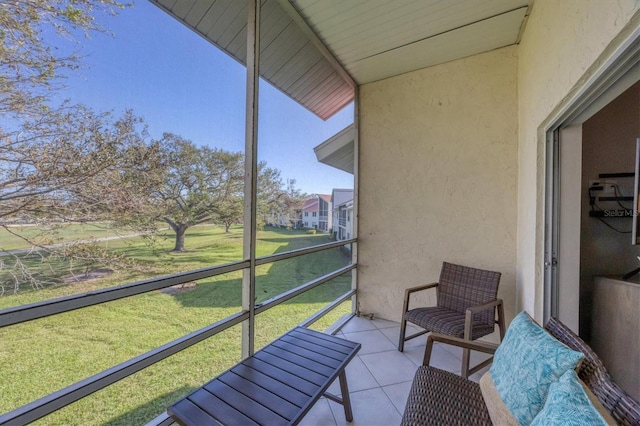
[543,28,640,327]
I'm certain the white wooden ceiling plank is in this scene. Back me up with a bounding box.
[255,4,352,121]
[213,2,248,48]
[272,47,323,90]
[315,89,354,121]
[315,86,354,119]
[260,0,283,25]
[336,12,524,63]
[307,0,527,61]
[259,2,293,53]
[262,48,313,89]
[316,5,474,64]
[304,72,344,106]
[287,60,335,101]
[311,95,349,122]
[184,0,217,27]
[295,0,370,26]
[325,0,523,60]
[348,8,525,84]
[296,66,340,105]
[303,74,347,110]
[327,0,471,55]
[227,23,249,61]
[259,0,284,36]
[287,74,330,110]
[205,0,244,46]
[304,89,340,118]
[312,0,435,39]
[156,0,177,10]
[195,0,232,36]
[170,0,197,19]
[226,0,284,60]
[307,0,522,38]
[228,0,287,60]
[260,23,310,78]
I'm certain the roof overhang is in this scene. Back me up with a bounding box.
[313,125,354,174]
[150,0,355,120]
[151,0,531,120]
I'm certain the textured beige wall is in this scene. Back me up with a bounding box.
[516,0,639,320]
[358,47,518,323]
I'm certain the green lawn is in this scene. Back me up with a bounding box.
[0,223,126,252]
[0,225,352,425]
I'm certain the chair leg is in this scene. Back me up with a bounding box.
[422,335,435,366]
[461,347,471,379]
[462,309,473,379]
[398,315,407,352]
[497,301,506,341]
[398,290,412,352]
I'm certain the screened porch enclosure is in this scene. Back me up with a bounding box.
[0,0,357,424]
[1,0,639,424]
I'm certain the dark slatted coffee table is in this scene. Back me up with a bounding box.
[167,327,361,426]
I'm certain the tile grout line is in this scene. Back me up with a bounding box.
[372,320,414,417]
[360,319,409,417]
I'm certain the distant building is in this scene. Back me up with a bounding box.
[331,189,354,241]
[302,194,331,232]
[265,208,302,229]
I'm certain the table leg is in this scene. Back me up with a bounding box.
[338,370,353,422]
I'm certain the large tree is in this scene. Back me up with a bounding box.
[149,134,296,251]
[152,134,245,251]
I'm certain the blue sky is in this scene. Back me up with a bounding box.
[52,1,354,195]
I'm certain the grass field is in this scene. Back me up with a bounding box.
[0,223,126,252]
[0,225,353,425]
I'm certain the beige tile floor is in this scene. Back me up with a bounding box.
[300,316,493,426]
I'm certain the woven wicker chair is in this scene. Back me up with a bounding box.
[400,317,640,426]
[398,262,505,378]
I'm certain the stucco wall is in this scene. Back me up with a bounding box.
[358,46,518,323]
[516,0,639,320]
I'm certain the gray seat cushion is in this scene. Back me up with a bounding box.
[405,306,495,340]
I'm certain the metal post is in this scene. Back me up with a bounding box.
[242,0,260,359]
[351,86,359,314]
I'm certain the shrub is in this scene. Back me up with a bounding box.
[306,229,316,235]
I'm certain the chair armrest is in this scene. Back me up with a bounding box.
[404,282,438,296]
[427,333,498,354]
[423,333,498,366]
[402,283,438,318]
[465,298,503,315]
[464,298,503,340]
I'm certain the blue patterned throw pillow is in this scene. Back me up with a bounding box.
[489,311,584,425]
[530,370,609,425]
